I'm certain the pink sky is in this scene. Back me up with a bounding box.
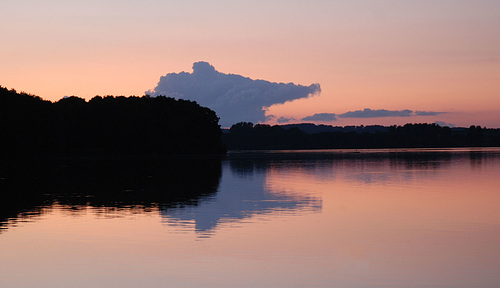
[1,1,499,127]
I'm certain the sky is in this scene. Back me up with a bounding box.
[1,0,499,127]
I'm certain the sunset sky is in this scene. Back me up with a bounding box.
[2,0,499,127]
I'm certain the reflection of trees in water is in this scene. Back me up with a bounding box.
[227,149,500,185]
[337,152,458,184]
[228,158,269,176]
[0,158,222,232]
[387,151,453,171]
[469,150,486,169]
[228,150,456,170]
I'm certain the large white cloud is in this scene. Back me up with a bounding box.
[146,62,321,127]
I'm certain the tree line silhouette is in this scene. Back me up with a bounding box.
[0,86,226,159]
[223,122,500,150]
[3,85,499,155]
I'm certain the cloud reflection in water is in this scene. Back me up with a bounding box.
[162,160,322,237]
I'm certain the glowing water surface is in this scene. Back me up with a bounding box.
[1,148,500,287]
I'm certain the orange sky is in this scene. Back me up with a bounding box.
[1,1,499,127]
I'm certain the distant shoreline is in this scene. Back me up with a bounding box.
[222,122,500,150]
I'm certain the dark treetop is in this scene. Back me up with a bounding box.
[0,86,226,159]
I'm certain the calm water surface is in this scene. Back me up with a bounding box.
[1,148,500,287]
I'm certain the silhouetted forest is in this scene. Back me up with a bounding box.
[223,122,500,150]
[0,86,226,158]
[3,85,499,156]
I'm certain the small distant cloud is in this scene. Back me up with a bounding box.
[277,117,295,123]
[338,108,413,118]
[415,110,446,116]
[435,121,455,127]
[283,108,449,123]
[301,113,337,122]
[146,61,321,127]
[265,114,276,121]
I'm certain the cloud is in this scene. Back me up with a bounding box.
[301,113,337,122]
[293,108,449,124]
[146,62,321,127]
[415,110,446,116]
[277,117,295,123]
[338,108,413,118]
[435,121,455,127]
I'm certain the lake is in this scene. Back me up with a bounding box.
[1,148,500,287]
